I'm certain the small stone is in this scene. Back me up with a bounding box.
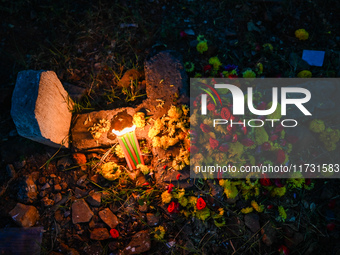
[123,230,151,255]
[54,193,62,203]
[77,175,88,187]
[83,242,104,255]
[16,175,38,203]
[139,204,148,213]
[41,196,54,207]
[75,187,88,198]
[39,177,46,185]
[60,182,68,190]
[98,208,119,229]
[54,184,62,192]
[72,153,87,165]
[55,210,64,222]
[244,213,260,233]
[57,157,73,170]
[41,183,50,190]
[9,203,39,227]
[90,228,110,240]
[108,241,119,251]
[261,222,277,246]
[146,213,160,226]
[39,191,47,197]
[86,191,102,207]
[72,199,94,224]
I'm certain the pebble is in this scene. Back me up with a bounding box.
[99,208,119,229]
[9,203,39,227]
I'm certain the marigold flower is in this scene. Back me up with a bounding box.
[200,123,211,133]
[203,65,212,74]
[218,143,229,152]
[276,149,286,164]
[221,107,231,120]
[260,174,272,186]
[207,103,215,111]
[154,226,166,241]
[110,229,119,238]
[242,69,256,78]
[167,183,174,193]
[241,207,253,214]
[297,70,312,78]
[209,137,219,150]
[168,201,179,213]
[161,191,172,204]
[209,56,222,70]
[197,41,208,54]
[295,28,309,40]
[261,142,271,151]
[278,205,287,221]
[196,197,206,210]
[241,138,254,147]
[251,200,264,212]
[270,134,279,141]
[309,119,325,133]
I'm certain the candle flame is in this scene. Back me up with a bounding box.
[112,125,136,136]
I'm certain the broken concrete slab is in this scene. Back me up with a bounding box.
[71,107,151,151]
[11,70,73,148]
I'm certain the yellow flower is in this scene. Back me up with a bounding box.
[270,186,286,197]
[295,29,309,40]
[209,56,222,70]
[154,226,165,241]
[137,164,150,175]
[99,162,121,181]
[262,43,274,51]
[218,208,224,216]
[196,207,210,221]
[133,112,146,128]
[297,70,312,78]
[168,105,182,119]
[178,196,188,207]
[241,207,253,214]
[220,179,239,199]
[256,62,264,74]
[251,200,264,212]
[161,191,172,204]
[242,69,256,78]
[197,41,208,54]
[309,119,325,133]
[278,206,287,221]
[115,144,125,158]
